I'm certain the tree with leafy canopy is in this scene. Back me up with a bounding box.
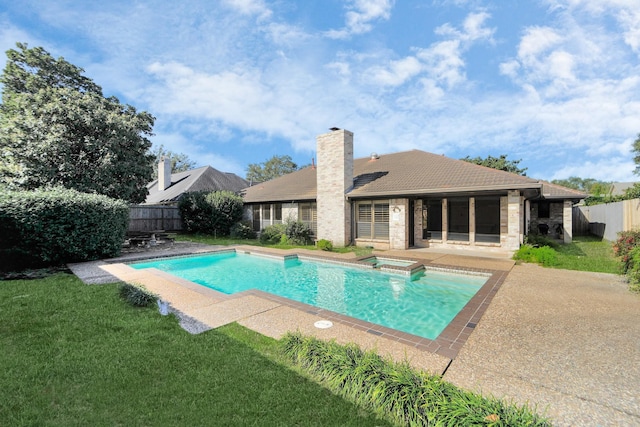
[0,42,155,203]
[246,154,300,182]
[551,177,612,195]
[461,154,528,176]
[632,133,640,176]
[150,144,197,174]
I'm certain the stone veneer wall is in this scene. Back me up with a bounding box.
[530,200,573,243]
[316,129,353,247]
[389,198,408,250]
[505,190,522,250]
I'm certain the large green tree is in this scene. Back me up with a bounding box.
[151,144,196,174]
[551,177,612,195]
[632,133,640,175]
[461,154,528,176]
[246,154,299,182]
[0,43,155,203]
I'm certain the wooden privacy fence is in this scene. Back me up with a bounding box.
[129,205,183,232]
[573,198,640,241]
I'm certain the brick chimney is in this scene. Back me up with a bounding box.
[316,128,353,247]
[158,157,172,191]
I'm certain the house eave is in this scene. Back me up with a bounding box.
[346,183,542,199]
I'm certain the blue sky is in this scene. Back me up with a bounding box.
[1,0,639,182]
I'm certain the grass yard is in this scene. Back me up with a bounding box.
[0,273,390,426]
[552,235,620,274]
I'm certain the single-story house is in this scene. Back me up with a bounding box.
[242,128,586,252]
[144,158,249,205]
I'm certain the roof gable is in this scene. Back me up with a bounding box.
[145,166,249,205]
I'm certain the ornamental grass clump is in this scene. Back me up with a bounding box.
[119,283,157,307]
[281,332,550,427]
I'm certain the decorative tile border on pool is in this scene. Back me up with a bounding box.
[126,247,509,360]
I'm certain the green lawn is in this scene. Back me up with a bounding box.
[0,273,389,426]
[552,235,621,274]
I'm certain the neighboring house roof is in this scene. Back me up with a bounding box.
[609,182,636,196]
[145,165,249,205]
[243,149,585,203]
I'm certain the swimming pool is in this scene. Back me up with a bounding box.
[130,251,489,340]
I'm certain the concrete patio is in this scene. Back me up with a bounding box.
[68,243,640,426]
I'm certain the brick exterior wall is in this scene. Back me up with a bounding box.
[316,129,353,247]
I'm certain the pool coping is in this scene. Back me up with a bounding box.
[117,246,508,361]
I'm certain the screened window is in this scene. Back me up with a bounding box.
[423,199,442,239]
[475,197,500,243]
[356,201,389,240]
[448,198,469,241]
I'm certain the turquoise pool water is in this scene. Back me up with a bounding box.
[131,252,488,340]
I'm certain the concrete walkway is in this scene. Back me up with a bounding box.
[69,243,640,426]
[444,264,640,426]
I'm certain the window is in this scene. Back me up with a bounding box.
[538,201,550,218]
[374,203,389,239]
[262,204,271,220]
[274,203,282,223]
[252,205,260,231]
[356,200,389,240]
[357,203,372,238]
[299,202,317,235]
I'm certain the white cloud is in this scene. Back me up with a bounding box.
[367,56,423,86]
[222,0,272,20]
[325,0,395,39]
[362,11,492,89]
[618,9,640,53]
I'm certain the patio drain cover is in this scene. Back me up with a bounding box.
[314,320,333,329]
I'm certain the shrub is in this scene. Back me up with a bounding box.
[612,230,640,273]
[0,187,129,271]
[284,219,313,245]
[229,221,257,239]
[513,244,558,266]
[317,239,333,251]
[178,190,244,235]
[281,332,550,427]
[119,283,157,307]
[259,224,286,244]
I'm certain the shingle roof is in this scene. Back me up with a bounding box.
[539,180,588,200]
[349,150,539,197]
[242,149,586,203]
[242,165,317,203]
[145,166,249,205]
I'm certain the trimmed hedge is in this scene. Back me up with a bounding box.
[178,190,244,235]
[0,187,129,271]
